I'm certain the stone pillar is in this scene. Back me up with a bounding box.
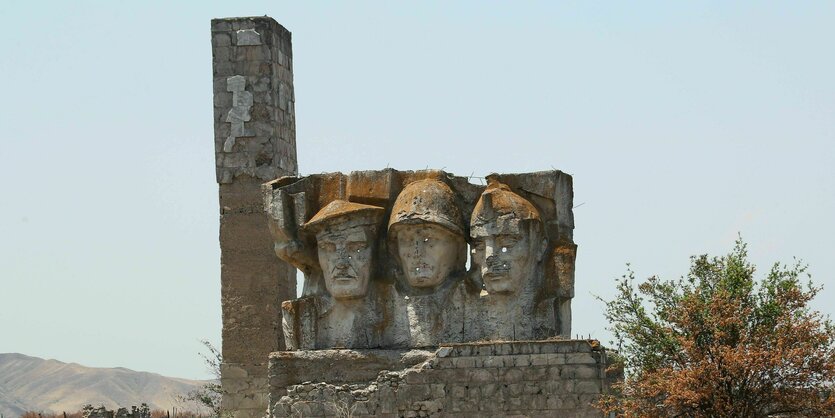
[211,16,297,418]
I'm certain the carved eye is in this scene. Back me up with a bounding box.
[347,242,366,253]
[424,238,429,242]
[348,256,352,260]
[501,247,508,253]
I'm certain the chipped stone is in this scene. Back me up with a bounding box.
[236,28,262,45]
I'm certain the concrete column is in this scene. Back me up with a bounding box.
[211,16,297,418]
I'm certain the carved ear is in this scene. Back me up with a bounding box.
[536,237,548,262]
[465,264,484,293]
[532,224,548,262]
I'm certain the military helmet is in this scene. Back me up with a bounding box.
[387,178,465,237]
[301,199,385,236]
[471,181,541,230]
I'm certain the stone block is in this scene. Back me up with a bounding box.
[288,402,311,417]
[429,383,445,398]
[403,371,427,384]
[566,352,597,364]
[453,356,476,368]
[576,341,595,352]
[479,383,498,398]
[214,46,232,62]
[396,384,431,401]
[546,366,562,380]
[435,358,453,369]
[523,365,548,381]
[213,33,232,47]
[547,353,566,365]
[236,28,262,45]
[500,367,524,383]
[236,394,263,410]
[480,397,500,412]
[475,344,496,356]
[449,384,467,399]
[543,380,566,395]
[353,401,371,415]
[467,368,496,383]
[481,355,504,368]
[530,353,550,366]
[530,394,548,410]
[505,396,523,410]
[574,379,602,394]
[512,354,531,367]
[537,343,558,354]
[212,20,232,32]
[511,342,534,355]
[378,385,396,413]
[575,364,602,379]
[561,364,600,380]
[221,363,251,379]
[223,376,252,394]
[452,345,473,357]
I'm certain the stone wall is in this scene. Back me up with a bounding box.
[82,404,150,418]
[211,16,298,418]
[268,340,618,417]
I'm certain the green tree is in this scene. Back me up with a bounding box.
[598,238,835,417]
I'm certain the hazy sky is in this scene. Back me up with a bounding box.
[1,1,833,380]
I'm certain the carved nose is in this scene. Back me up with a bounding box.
[335,246,350,261]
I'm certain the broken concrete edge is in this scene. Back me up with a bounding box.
[439,338,603,353]
[262,169,573,189]
[268,339,613,386]
[267,340,621,417]
[211,16,292,39]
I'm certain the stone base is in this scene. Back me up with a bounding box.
[268,340,619,417]
[221,362,270,418]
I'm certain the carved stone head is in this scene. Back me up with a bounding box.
[301,200,384,300]
[470,182,547,295]
[388,178,466,290]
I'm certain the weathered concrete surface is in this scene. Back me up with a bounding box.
[264,170,576,349]
[212,16,297,418]
[268,340,618,417]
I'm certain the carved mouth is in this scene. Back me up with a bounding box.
[483,272,508,281]
[411,264,434,278]
[332,265,357,280]
[484,257,511,277]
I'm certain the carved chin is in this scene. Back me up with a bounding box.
[327,278,366,298]
[407,274,442,288]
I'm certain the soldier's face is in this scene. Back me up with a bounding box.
[395,223,463,289]
[316,226,373,300]
[471,223,539,294]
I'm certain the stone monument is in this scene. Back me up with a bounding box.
[211,16,297,418]
[263,169,577,350]
[212,16,618,418]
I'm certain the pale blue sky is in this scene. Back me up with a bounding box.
[0,1,833,380]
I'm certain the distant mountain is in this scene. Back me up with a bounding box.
[0,353,207,418]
